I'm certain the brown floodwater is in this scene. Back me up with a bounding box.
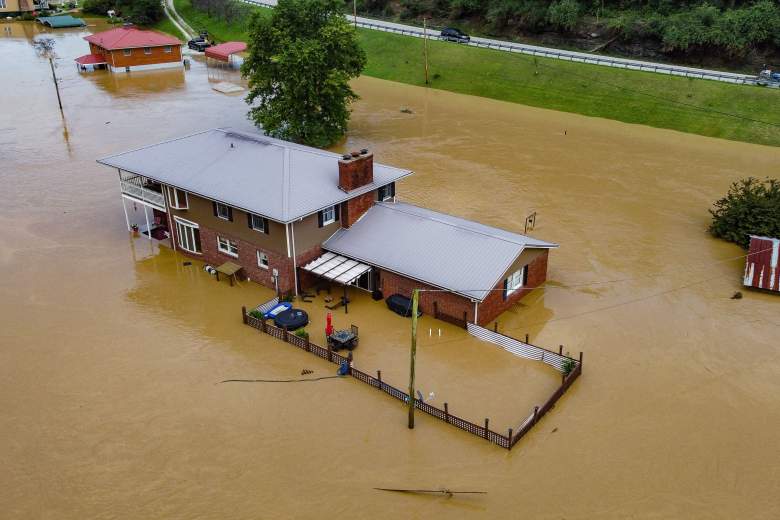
[2,21,779,519]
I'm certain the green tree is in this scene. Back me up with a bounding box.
[242,0,367,147]
[122,0,164,25]
[709,178,780,248]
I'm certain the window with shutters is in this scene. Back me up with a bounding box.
[377,183,395,202]
[321,205,336,226]
[506,266,526,296]
[217,236,238,257]
[249,213,267,233]
[215,202,231,220]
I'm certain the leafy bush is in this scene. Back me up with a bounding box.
[82,0,114,16]
[121,0,163,25]
[547,0,581,32]
[248,309,264,319]
[709,178,780,249]
[294,328,309,339]
[561,357,576,376]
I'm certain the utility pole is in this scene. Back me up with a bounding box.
[423,18,430,85]
[48,57,63,111]
[353,0,357,28]
[408,288,420,429]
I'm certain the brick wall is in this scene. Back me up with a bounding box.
[379,270,475,324]
[171,220,296,294]
[477,250,549,326]
[338,152,373,191]
[341,192,375,228]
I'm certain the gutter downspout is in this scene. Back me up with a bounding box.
[161,183,177,252]
[290,221,299,296]
[473,301,478,325]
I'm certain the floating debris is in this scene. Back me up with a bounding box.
[212,81,245,94]
[400,107,413,114]
[731,291,743,300]
[374,488,487,498]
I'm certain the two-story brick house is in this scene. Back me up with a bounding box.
[98,128,557,326]
[75,25,182,73]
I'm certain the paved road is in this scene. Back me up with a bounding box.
[165,0,196,41]
[241,0,758,86]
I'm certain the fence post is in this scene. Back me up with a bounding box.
[305,335,310,352]
[508,428,513,446]
[444,402,449,423]
[579,351,583,365]
[377,370,382,389]
[283,326,288,342]
[559,345,563,355]
[525,333,529,343]
[533,405,539,424]
[261,317,266,333]
[242,306,247,324]
[493,322,498,333]
[484,418,489,439]
[327,343,333,363]
[347,351,353,375]
[463,311,467,328]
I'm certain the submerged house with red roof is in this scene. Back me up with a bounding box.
[75,24,183,73]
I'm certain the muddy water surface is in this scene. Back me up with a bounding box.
[1,21,779,519]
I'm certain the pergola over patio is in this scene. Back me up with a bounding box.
[302,252,373,313]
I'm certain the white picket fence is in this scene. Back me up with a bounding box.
[467,323,574,372]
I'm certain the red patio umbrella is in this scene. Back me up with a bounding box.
[326,312,333,337]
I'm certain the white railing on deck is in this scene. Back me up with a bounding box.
[120,177,165,208]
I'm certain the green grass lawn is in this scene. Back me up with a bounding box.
[151,15,188,41]
[174,0,780,147]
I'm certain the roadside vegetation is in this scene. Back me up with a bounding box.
[175,0,780,146]
[353,1,780,70]
[82,0,164,26]
[710,178,780,248]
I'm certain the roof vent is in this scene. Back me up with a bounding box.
[360,148,368,155]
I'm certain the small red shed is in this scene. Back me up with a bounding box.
[743,235,780,292]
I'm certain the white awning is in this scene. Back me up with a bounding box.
[302,252,372,285]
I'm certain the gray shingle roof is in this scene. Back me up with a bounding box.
[323,202,558,301]
[97,129,412,223]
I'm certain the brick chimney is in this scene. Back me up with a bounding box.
[338,149,373,192]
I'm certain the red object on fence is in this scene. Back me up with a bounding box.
[744,235,780,292]
[326,312,334,337]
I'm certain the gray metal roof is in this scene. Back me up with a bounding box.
[97,129,413,223]
[323,202,558,301]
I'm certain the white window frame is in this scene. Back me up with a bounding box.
[174,216,200,254]
[249,214,266,232]
[378,184,393,202]
[321,205,336,226]
[257,251,269,269]
[215,202,231,221]
[506,267,526,295]
[167,186,188,209]
[144,47,152,55]
[164,46,172,53]
[217,236,238,257]
[0,1,7,9]
[123,48,131,56]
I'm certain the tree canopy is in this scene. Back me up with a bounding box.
[242,0,367,147]
[709,177,780,248]
[83,0,164,26]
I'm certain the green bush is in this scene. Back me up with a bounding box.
[82,0,114,16]
[294,328,309,339]
[561,357,577,376]
[709,177,780,249]
[546,0,581,33]
[248,309,263,319]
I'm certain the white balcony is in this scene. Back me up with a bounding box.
[119,173,165,210]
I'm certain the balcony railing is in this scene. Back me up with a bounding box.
[119,174,165,208]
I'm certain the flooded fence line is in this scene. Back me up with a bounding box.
[241,306,582,450]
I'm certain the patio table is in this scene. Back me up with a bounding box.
[215,261,242,286]
[329,329,357,351]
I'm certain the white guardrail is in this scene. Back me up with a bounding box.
[240,0,757,86]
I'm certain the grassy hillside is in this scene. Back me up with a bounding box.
[174,0,780,146]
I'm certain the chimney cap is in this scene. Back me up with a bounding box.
[341,154,351,160]
[350,151,360,158]
[360,148,369,155]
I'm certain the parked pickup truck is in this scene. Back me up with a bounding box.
[187,32,211,52]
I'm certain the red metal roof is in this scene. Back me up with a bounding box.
[744,235,780,292]
[205,41,247,61]
[74,53,107,65]
[84,26,181,50]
